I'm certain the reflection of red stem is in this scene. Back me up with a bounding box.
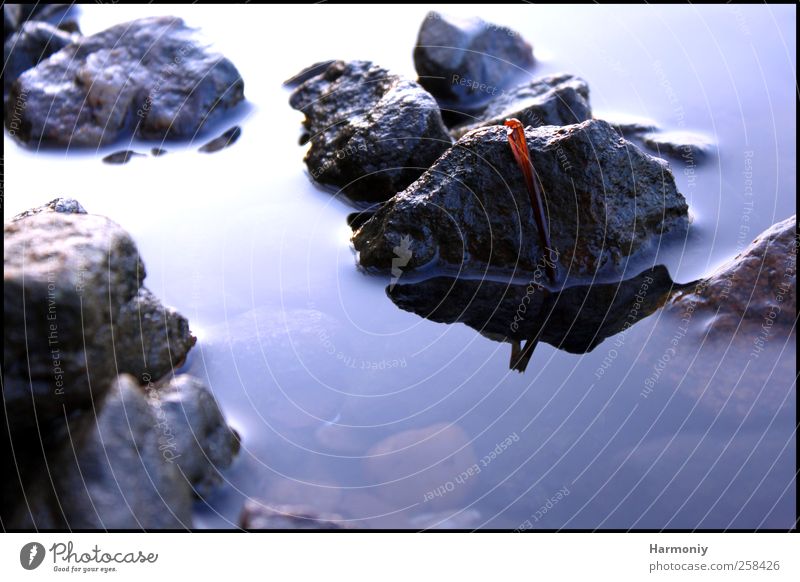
[504,119,555,284]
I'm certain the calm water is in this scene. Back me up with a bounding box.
[3,4,795,529]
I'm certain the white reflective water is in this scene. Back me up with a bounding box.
[3,4,795,529]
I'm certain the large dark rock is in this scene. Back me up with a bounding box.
[3,20,78,100]
[414,11,534,116]
[389,266,676,371]
[3,201,195,431]
[452,73,592,139]
[289,60,452,204]
[6,16,245,147]
[3,4,75,42]
[353,119,689,280]
[4,374,238,529]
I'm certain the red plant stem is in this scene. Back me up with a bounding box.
[504,118,556,284]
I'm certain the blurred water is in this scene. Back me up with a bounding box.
[3,4,795,529]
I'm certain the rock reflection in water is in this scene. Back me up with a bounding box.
[388,266,680,372]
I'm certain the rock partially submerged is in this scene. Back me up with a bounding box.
[389,266,676,371]
[6,16,245,147]
[3,20,79,100]
[103,150,146,165]
[3,200,195,431]
[414,11,534,116]
[199,125,241,153]
[452,73,592,139]
[114,288,197,383]
[240,501,350,529]
[667,215,797,334]
[641,131,714,162]
[5,374,238,529]
[353,119,689,280]
[289,60,452,203]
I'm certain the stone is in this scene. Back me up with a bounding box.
[452,73,592,139]
[10,196,86,221]
[363,423,478,510]
[6,16,245,147]
[289,60,452,203]
[102,150,146,165]
[3,202,195,431]
[3,20,78,100]
[153,374,240,498]
[414,11,534,115]
[641,130,714,162]
[667,216,796,335]
[198,125,241,153]
[353,119,689,280]
[114,287,196,383]
[240,500,350,529]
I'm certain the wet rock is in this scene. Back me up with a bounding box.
[414,11,534,116]
[667,216,796,334]
[240,500,350,529]
[3,203,194,431]
[353,119,689,279]
[10,196,86,221]
[6,16,245,148]
[4,211,143,431]
[151,147,168,156]
[642,131,714,162]
[114,288,196,383]
[155,374,240,498]
[3,4,75,41]
[363,423,478,510]
[389,266,677,371]
[7,375,192,529]
[102,150,146,165]
[289,60,452,203]
[452,74,592,139]
[198,125,241,153]
[3,21,78,100]
[282,59,335,88]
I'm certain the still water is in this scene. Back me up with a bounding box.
[3,4,795,529]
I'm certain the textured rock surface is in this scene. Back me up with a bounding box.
[353,119,689,280]
[289,60,452,203]
[114,287,196,383]
[414,11,534,113]
[240,501,350,529]
[3,20,78,100]
[4,211,144,431]
[667,215,797,333]
[10,196,86,221]
[4,374,238,529]
[6,16,245,147]
[156,374,240,497]
[452,73,592,139]
[3,202,195,431]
